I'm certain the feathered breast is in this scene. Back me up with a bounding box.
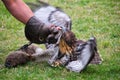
[59,29,77,56]
[59,38,73,55]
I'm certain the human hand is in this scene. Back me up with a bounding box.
[47,25,62,44]
[25,16,61,44]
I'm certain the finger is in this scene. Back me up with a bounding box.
[56,27,62,30]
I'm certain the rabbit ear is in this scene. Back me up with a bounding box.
[18,42,32,51]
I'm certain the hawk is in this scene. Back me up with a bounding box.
[5,1,102,72]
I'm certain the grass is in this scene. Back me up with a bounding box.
[0,0,120,80]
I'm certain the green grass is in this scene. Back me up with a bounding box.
[0,0,120,80]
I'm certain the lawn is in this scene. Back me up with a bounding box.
[0,0,120,80]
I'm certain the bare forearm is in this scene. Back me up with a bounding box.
[2,0,34,24]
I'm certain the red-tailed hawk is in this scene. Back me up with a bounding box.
[5,1,102,72]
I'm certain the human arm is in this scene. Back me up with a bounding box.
[2,0,33,24]
[2,0,61,44]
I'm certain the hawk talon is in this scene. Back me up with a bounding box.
[51,60,62,67]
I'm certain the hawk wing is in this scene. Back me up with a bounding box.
[27,1,102,64]
[27,0,72,30]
